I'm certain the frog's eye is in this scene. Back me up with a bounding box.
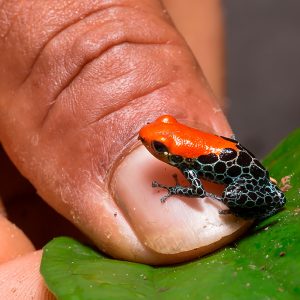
[152,141,168,154]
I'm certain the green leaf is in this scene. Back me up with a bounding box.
[41,129,300,300]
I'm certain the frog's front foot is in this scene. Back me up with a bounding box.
[152,181,174,203]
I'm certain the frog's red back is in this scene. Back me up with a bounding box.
[139,115,238,159]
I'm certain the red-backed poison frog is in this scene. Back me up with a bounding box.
[138,115,286,220]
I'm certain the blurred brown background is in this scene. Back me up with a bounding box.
[223,0,300,158]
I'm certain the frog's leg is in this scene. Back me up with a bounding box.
[220,176,259,218]
[152,169,222,203]
[221,176,286,219]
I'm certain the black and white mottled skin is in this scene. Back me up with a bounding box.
[151,136,286,220]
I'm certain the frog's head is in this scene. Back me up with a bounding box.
[139,114,219,164]
[138,115,178,164]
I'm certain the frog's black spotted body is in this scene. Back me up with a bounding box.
[139,115,287,220]
[157,138,285,220]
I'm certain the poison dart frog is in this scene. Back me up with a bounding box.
[138,115,286,220]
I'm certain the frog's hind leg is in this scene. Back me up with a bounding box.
[221,176,286,219]
[221,176,261,219]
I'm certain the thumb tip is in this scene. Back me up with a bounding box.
[111,145,252,260]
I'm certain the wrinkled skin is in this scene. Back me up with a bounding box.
[0,0,250,298]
